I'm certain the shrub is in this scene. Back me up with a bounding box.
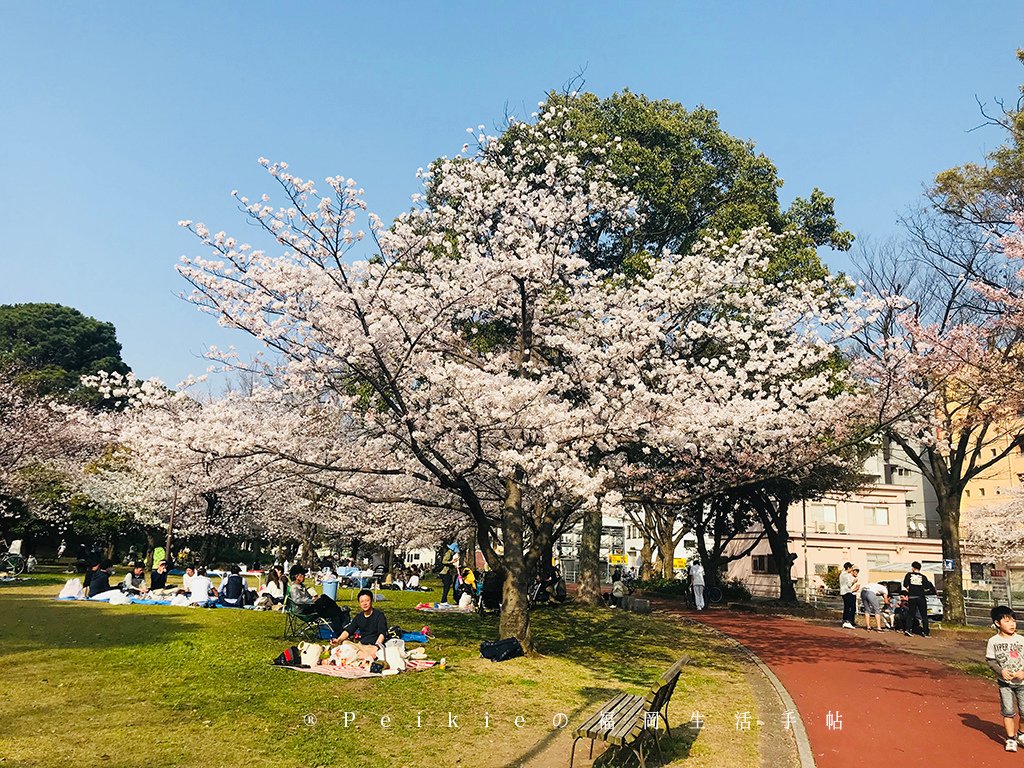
[634,577,688,595]
[821,566,841,593]
[721,578,751,601]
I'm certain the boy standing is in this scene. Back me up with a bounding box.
[986,606,1024,752]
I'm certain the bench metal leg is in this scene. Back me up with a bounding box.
[569,736,580,768]
[589,739,595,759]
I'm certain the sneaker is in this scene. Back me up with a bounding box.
[904,631,913,637]
[1007,739,1018,752]
[1016,732,1024,746]
[842,622,855,629]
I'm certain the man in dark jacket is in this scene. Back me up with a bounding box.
[87,560,114,597]
[902,561,938,637]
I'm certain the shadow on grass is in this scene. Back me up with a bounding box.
[0,597,202,653]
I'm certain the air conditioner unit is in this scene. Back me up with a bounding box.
[837,523,847,534]
[815,522,827,533]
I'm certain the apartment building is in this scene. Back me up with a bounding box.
[725,444,944,597]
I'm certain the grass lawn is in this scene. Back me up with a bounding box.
[0,570,765,767]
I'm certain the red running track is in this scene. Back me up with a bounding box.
[678,608,1009,767]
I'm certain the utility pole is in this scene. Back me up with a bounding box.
[802,499,810,603]
[165,485,177,563]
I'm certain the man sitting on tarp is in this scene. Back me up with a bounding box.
[333,589,387,648]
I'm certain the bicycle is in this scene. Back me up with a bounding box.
[705,584,723,604]
[0,539,27,576]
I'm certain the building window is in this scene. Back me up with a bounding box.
[970,562,989,581]
[980,487,986,497]
[814,563,840,576]
[965,489,971,497]
[865,552,890,569]
[752,555,776,574]
[865,507,889,526]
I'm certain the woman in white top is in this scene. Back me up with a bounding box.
[261,567,285,604]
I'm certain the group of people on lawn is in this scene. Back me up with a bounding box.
[838,560,938,635]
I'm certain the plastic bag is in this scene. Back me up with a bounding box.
[385,638,407,671]
[58,578,84,599]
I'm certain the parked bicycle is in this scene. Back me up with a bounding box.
[1,539,27,576]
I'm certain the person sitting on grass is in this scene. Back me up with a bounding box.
[121,561,149,595]
[218,565,247,608]
[332,589,387,647]
[188,566,217,605]
[406,567,421,590]
[82,559,101,596]
[87,560,115,597]
[289,565,350,636]
[261,565,285,605]
[177,565,196,596]
[150,560,170,591]
[986,606,1024,752]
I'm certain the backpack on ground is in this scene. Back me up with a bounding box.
[273,646,305,667]
[480,637,524,662]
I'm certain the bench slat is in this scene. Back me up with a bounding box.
[576,692,634,734]
[577,693,641,738]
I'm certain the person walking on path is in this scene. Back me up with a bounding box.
[902,560,937,637]
[839,561,859,628]
[688,558,706,610]
[986,606,1024,752]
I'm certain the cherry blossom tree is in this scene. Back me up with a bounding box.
[854,214,1024,623]
[174,100,884,646]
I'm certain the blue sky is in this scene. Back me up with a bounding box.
[2,2,1022,386]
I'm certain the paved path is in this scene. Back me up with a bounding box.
[663,605,1010,767]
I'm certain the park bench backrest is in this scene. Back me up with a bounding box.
[643,656,689,715]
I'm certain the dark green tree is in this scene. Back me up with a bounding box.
[495,89,853,278]
[0,303,129,398]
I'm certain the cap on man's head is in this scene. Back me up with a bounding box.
[843,562,853,570]
[448,543,459,553]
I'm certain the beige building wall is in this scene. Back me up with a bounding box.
[961,432,1024,511]
[726,447,943,597]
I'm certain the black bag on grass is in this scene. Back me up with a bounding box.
[273,646,305,667]
[480,637,524,662]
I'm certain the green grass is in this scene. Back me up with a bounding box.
[0,570,762,767]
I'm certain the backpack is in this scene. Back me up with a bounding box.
[273,646,305,667]
[480,637,524,662]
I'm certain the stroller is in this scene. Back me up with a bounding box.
[477,570,504,615]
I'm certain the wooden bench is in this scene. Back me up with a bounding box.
[570,656,688,768]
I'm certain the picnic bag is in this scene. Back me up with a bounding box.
[384,638,407,671]
[273,645,305,667]
[480,637,524,662]
[298,642,324,667]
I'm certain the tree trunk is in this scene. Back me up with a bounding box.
[937,490,966,624]
[576,502,603,605]
[498,476,533,651]
[656,531,676,579]
[767,530,797,602]
[466,526,477,572]
[301,522,317,569]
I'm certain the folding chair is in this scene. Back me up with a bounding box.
[282,591,335,642]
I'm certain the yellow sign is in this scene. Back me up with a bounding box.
[673,558,688,568]
[608,554,628,565]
